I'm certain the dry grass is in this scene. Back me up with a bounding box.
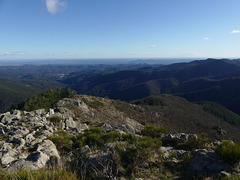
[0,168,78,180]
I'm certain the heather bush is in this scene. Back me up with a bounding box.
[215,140,240,164]
[141,125,168,138]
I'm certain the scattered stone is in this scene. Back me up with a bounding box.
[34,109,46,116]
[0,128,5,135]
[219,171,231,177]
[80,145,91,154]
[101,123,113,132]
[115,123,135,134]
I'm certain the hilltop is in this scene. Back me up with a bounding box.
[1,93,240,179]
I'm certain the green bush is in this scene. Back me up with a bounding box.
[75,128,120,150]
[82,98,104,109]
[75,127,103,150]
[17,88,75,111]
[176,133,212,151]
[47,116,63,124]
[49,130,74,154]
[215,140,240,164]
[101,131,120,143]
[34,130,43,138]
[114,135,162,177]
[122,133,138,144]
[141,125,168,138]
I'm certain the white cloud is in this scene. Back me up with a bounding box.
[0,52,26,56]
[46,0,67,14]
[203,37,209,40]
[231,30,240,34]
[147,45,157,48]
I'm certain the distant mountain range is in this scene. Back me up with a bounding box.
[60,58,240,114]
[1,58,240,116]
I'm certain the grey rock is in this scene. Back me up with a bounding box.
[0,127,5,135]
[7,160,38,170]
[76,123,89,133]
[12,110,21,118]
[116,123,135,134]
[12,127,29,138]
[25,133,36,146]
[160,146,187,159]
[1,154,15,165]
[219,171,231,177]
[65,117,77,129]
[1,149,18,165]
[36,140,60,159]
[26,151,50,168]
[1,115,12,125]
[185,149,229,178]
[76,100,89,112]
[49,109,55,116]
[34,109,46,116]
[0,143,13,151]
[160,146,174,159]
[80,145,91,154]
[162,133,197,145]
[101,123,113,132]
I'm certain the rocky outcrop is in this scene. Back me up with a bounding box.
[0,96,237,179]
[185,149,229,178]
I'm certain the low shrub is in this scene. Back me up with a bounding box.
[177,133,212,151]
[49,130,74,154]
[101,131,120,143]
[113,135,162,177]
[75,128,121,150]
[34,130,43,138]
[215,140,240,164]
[47,116,63,124]
[141,125,168,138]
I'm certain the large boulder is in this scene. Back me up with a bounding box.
[185,149,229,178]
[115,123,135,134]
[162,133,197,146]
[36,140,60,160]
[26,151,50,168]
[65,117,77,129]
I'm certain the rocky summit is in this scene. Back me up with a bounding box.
[0,95,240,179]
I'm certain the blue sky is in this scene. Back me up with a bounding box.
[1,0,240,60]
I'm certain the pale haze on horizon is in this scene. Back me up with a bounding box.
[0,0,240,60]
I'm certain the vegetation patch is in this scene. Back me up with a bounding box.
[215,140,240,164]
[200,101,240,127]
[141,124,168,137]
[75,127,120,150]
[176,133,212,151]
[47,116,63,124]
[0,168,78,180]
[34,130,43,138]
[82,97,105,109]
[49,130,74,154]
[133,96,166,106]
[113,134,162,178]
[16,88,75,111]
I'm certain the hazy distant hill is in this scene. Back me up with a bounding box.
[61,59,240,114]
[0,78,42,112]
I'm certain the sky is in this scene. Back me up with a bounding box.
[0,0,240,60]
